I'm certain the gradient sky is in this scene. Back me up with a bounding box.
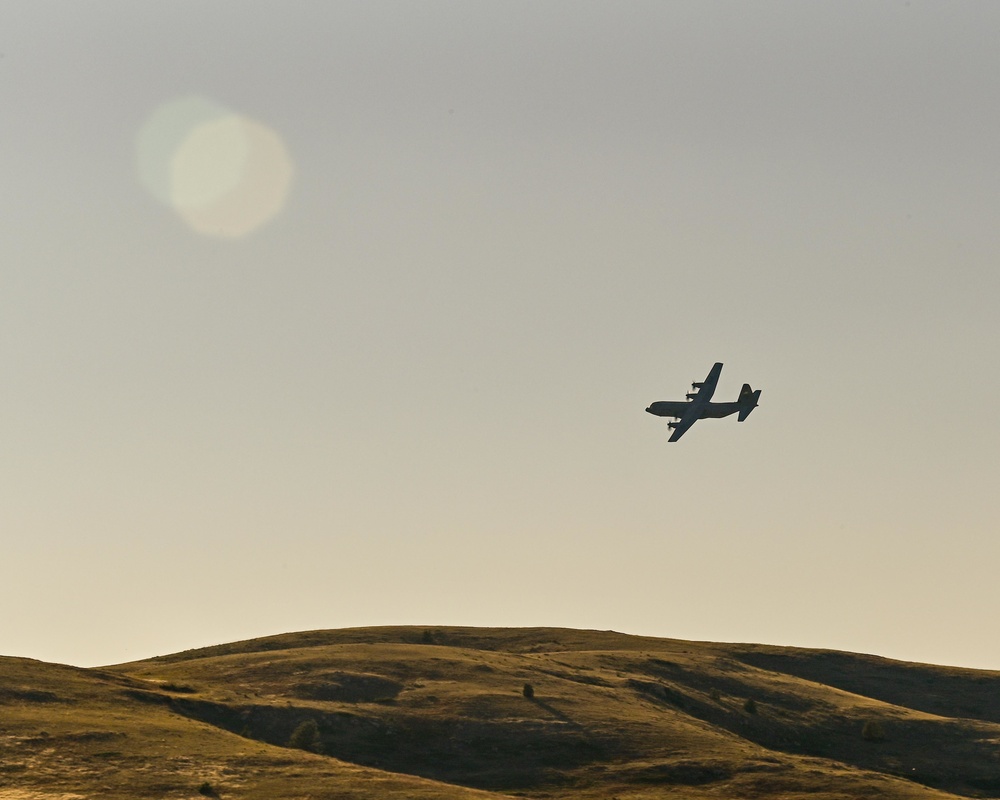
[2,2,999,670]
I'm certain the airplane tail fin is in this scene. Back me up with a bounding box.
[737,384,761,422]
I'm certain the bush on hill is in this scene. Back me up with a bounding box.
[288,719,320,752]
[862,720,887,742]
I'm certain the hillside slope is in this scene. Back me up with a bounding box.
[3,627,1000,799]
[0,652,504,800]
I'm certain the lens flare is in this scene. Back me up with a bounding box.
[136,96,293,238]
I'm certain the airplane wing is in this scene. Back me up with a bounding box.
[688,362,723,402]
[668,363,723,441]
[667,403,702,442]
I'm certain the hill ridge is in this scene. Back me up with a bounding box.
[4,626,999,799]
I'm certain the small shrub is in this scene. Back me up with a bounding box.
[709,689,722,702]
[743,698,757,715]
[421,629,435,644]
[862,720,886,742]
[160,682,197,693]
[197,782,217,797]
[522,683,535,699]
[288,719,320,751]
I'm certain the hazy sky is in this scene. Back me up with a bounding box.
[3,2,999,670]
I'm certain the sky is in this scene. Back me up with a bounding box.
[2,1,999,670]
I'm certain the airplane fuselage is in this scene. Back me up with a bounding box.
[645,400,743,420]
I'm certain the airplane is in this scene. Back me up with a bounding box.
[645,362,761,442]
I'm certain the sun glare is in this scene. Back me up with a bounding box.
[136,95,293,238]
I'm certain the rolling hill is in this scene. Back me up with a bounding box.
[2,626,1000,799]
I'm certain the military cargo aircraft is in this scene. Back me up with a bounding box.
[645,362,760,442]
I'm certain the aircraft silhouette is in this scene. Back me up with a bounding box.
[645,362,760,442]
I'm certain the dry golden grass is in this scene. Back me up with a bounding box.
[3,627,1000,799]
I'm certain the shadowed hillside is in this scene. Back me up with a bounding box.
[2,627,1000,799]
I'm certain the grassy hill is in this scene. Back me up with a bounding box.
[3,627,1000,799]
